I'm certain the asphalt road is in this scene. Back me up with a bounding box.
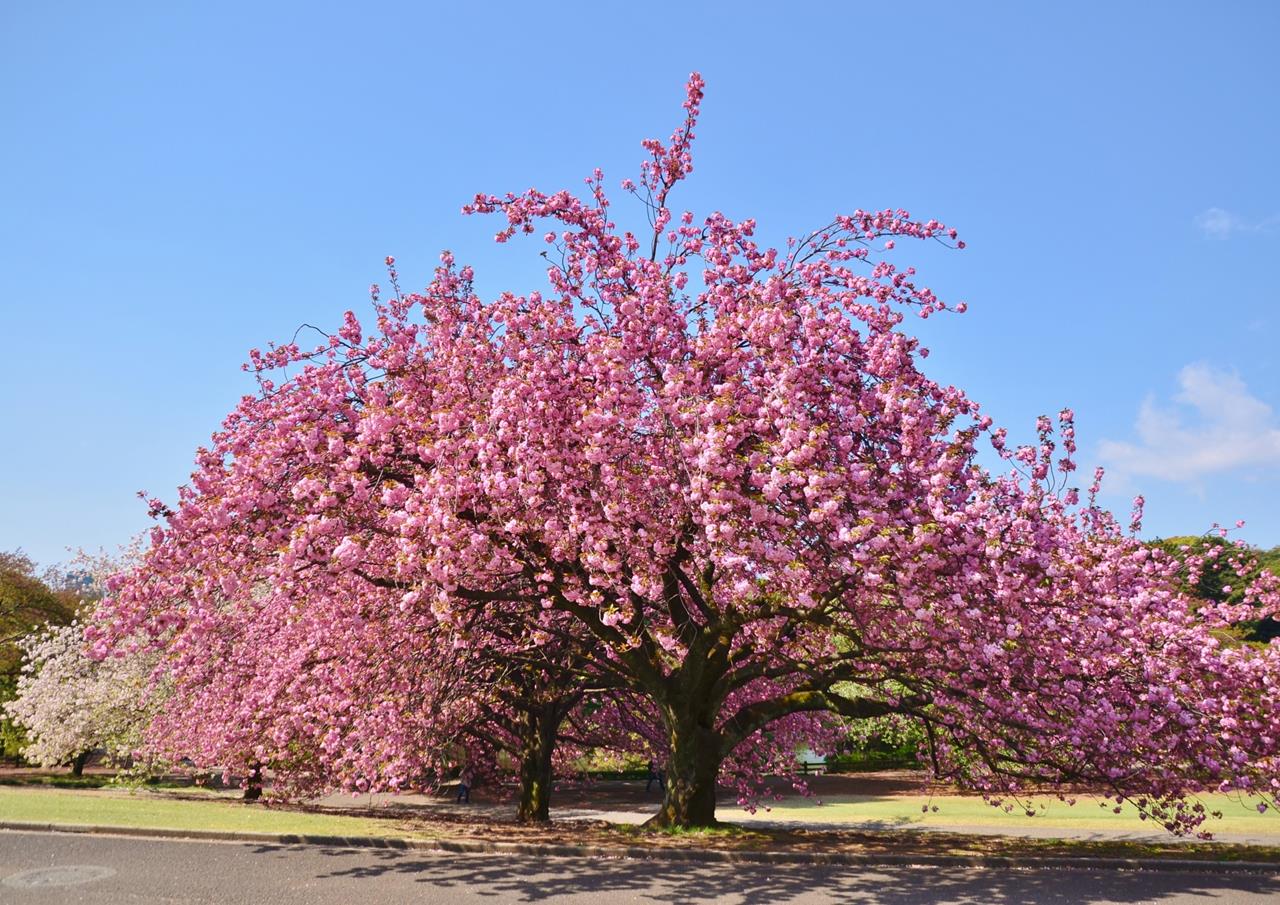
[3,831,1280,905]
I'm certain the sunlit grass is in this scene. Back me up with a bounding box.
[0,787,417,838]
[739,792,1280,836]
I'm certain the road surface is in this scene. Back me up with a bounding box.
[3,830,1279,904]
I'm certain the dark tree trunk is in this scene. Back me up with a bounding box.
[70,750,90,777]
[647,708,722,828]
[243,762,264,801]
[516,701,562,823]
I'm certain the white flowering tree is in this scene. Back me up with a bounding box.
[4,620,160,774]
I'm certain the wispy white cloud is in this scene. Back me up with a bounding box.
[1099,364,1280,483]
[1195,207,1279,240]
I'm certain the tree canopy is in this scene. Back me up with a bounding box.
[0,550,79,761]
[1152,535,1280,642]
[93,74,1280,831]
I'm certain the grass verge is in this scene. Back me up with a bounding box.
[0,787,416,839]
[743,792,1280,837]
[4,786,1279,864]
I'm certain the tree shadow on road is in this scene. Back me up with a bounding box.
[250,844,1280,905]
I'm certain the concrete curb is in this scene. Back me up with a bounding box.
[3,821,1279,875]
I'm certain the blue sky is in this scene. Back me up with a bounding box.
[2,1,1278,568]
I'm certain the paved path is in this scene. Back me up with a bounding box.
[4,831,1280,904]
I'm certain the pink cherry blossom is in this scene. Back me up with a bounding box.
[92,73,1280,832]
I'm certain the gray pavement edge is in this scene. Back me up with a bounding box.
[3,821,1278,875]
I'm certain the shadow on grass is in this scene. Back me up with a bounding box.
[0,774,197,791]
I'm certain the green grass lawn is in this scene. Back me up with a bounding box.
[0,787,417,838]
[742,792,1280,837]
[4,783,1278,848]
